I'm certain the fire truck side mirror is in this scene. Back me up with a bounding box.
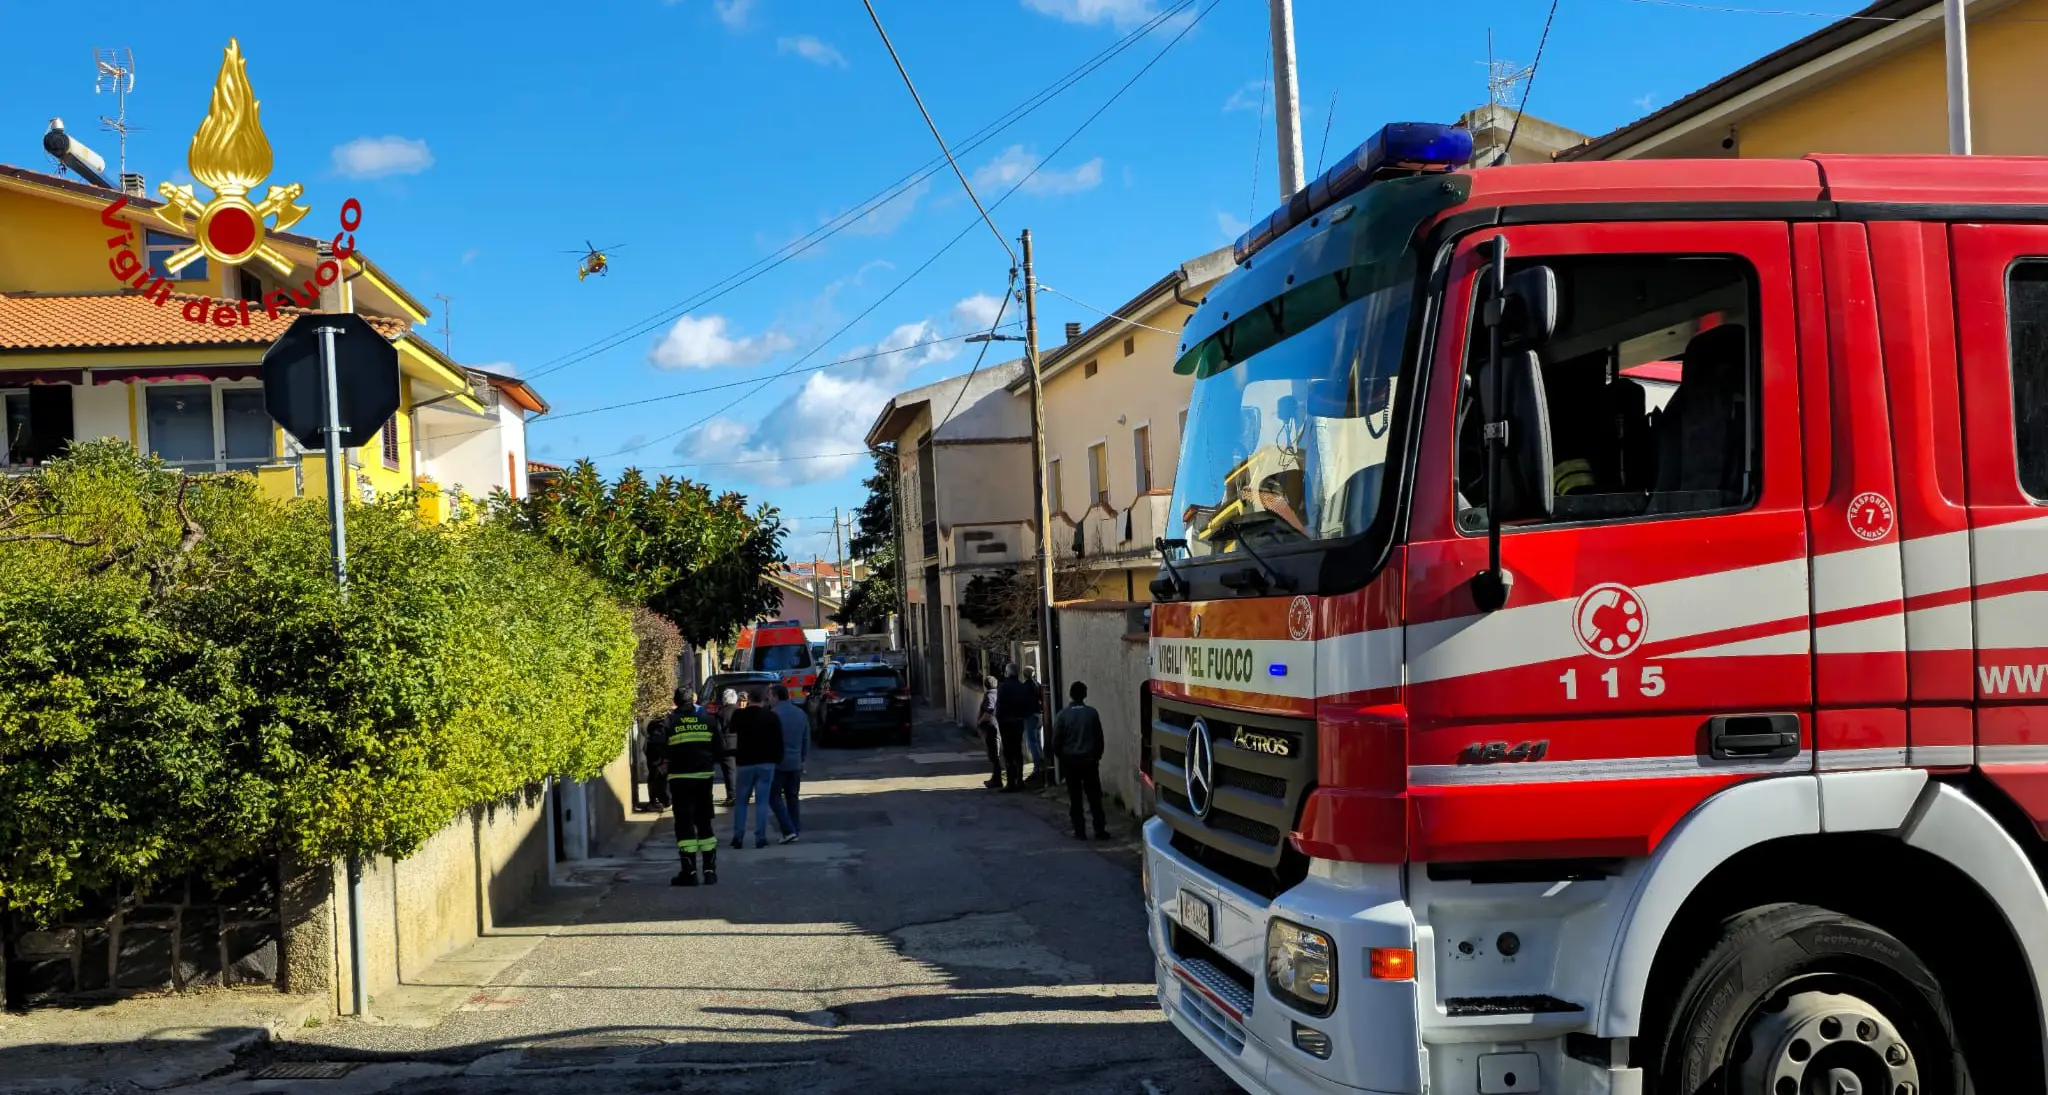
[1489,265,1559,350]
[1479,349,1557,526]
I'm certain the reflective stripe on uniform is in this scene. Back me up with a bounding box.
[679,836,719,853]
[668,771,715,780]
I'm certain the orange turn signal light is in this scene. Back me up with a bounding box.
[1369,947,1415,981]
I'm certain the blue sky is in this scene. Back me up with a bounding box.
[3,0,1834,560]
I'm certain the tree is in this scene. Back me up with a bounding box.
[838,450,900,632]
[499,460,786,647]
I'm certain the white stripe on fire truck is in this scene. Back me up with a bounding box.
[1977,591,2048,651]
[1812,540,1907,616]
[1973,516,2048,586]
[1814,615,1907,655]
[1666,630,1809,659]
[1977,744,2048,766]
[1907,744,1974,767]
[1314,627,1402,697]
[1815,746,1909,771]
[1407,557,1809,685]
[1409,751,1811,786]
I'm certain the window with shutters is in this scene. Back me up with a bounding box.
[1083,360,1098,378]
[1047,457,1063,514]
[1087,441,1109,507]
[382,415,401,469]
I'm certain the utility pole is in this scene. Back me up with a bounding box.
[1268,0,1306,200]
[833,507,849,631]
[1021,229,1062,716]
[1944,0,1972,154]
[811,554,824,628]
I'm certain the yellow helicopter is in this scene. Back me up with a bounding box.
[562,240,626,281]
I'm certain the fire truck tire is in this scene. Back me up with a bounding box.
[1652,901,1972,1095]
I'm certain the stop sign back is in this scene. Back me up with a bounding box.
[261,312,402,450]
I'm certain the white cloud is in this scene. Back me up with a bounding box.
[1021,0,1171,30]
[713,0,754,28]
[673,296,993,486]
[1216,211,1249,241]
[778,35,847,67]
[473,359,519,377]
[1633,92,1658,113]
[460,248,480,264]
[950,292,1005,332]
[648,315,795,370]
[1224,80,1270,113]
[843,177,930,236]
[330,136,434,179]
[971,145,1104,197]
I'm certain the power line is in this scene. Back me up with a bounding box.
[1037,283,1179,334]
[535,322,1023,424]
[583,0,1226,465]
[861,0,1016,265]
[1499,0,1561,166]
[933,269,1018,430]
[520,0,1197,384]
[633,450,874,472]
[1314,89,1339,176]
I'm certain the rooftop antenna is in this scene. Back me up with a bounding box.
[434,294,453,357]
[93,47,139,178]
[1483,30,1533,109]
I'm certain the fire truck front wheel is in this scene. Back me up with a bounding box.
[1652,901,1972,1095]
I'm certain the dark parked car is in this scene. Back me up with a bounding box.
[806,663,912,746]
[700,671,782,721]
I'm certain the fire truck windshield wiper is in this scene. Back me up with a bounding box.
[1209,517,1296,594]
[1152,537,1191,599]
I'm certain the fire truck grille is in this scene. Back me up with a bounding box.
[1150,697,1315,877]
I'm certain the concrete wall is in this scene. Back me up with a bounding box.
[1055,602,1153,818]
[317,731,638,1016]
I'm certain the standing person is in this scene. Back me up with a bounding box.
[713,688,741,807]
[641,708,671,811]
[1050,680,1110,841]
[995,663,1033,793]
[977,674,1002,791]
[1020,664,1047,788]
[770,684,809,844]
[661,688,723,886]
[728,688,784,849]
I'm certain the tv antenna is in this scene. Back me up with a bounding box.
[1482,29,1532,108]
[93,47,139,178]
[434,294,452,357]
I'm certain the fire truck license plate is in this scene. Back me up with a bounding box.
[1178,890,1214,943]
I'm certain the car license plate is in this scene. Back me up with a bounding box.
[1178,889,1214,943]
[857,696,886,709]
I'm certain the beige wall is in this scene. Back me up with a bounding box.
[1736,0,2048,157]
[1040,305,1194,533]
[1055,603,1154,817]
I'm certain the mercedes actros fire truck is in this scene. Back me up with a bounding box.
[1142,121,2048,1095]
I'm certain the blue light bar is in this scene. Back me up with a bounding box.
[1232,121,1474,265]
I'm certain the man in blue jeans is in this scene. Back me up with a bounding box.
[770,684,809,844]
[727,688,785,849]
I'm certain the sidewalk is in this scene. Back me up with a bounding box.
[0,988,328,1095]
[945,712,1144,859]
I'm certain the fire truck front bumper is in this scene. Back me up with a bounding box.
[1144,818,1421,1095]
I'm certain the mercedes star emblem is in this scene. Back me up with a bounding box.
[1185,718,1216,819]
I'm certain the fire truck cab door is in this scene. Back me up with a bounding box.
[1952,223,2048,822]
[1402,221,1812,864]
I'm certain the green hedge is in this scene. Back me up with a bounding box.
[0,442,635,925]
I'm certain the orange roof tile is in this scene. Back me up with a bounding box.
[0,290,408,352]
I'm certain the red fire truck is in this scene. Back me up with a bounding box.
[1144,121,2048,1095]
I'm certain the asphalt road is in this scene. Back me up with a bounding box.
[204,713,1237,1095]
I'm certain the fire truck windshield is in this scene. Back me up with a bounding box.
[1167,277,1412,559]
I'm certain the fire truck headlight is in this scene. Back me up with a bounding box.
[1265,919,1337,1017]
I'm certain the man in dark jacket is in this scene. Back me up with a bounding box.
[1050,680,1110,841]
[641,708,671,811]
[994,663,1034,792]
[711,688,741,807]
[728,689,786,849]
[662,689,724,886]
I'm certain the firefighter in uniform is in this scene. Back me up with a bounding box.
[664,688,724,886]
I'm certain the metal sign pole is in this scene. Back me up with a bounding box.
[316,324,350,590]
[314,322,368,1018]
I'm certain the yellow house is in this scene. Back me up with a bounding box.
[0,163,531,513]
[1560,0,2048,160]
[1013,245,1233,603]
